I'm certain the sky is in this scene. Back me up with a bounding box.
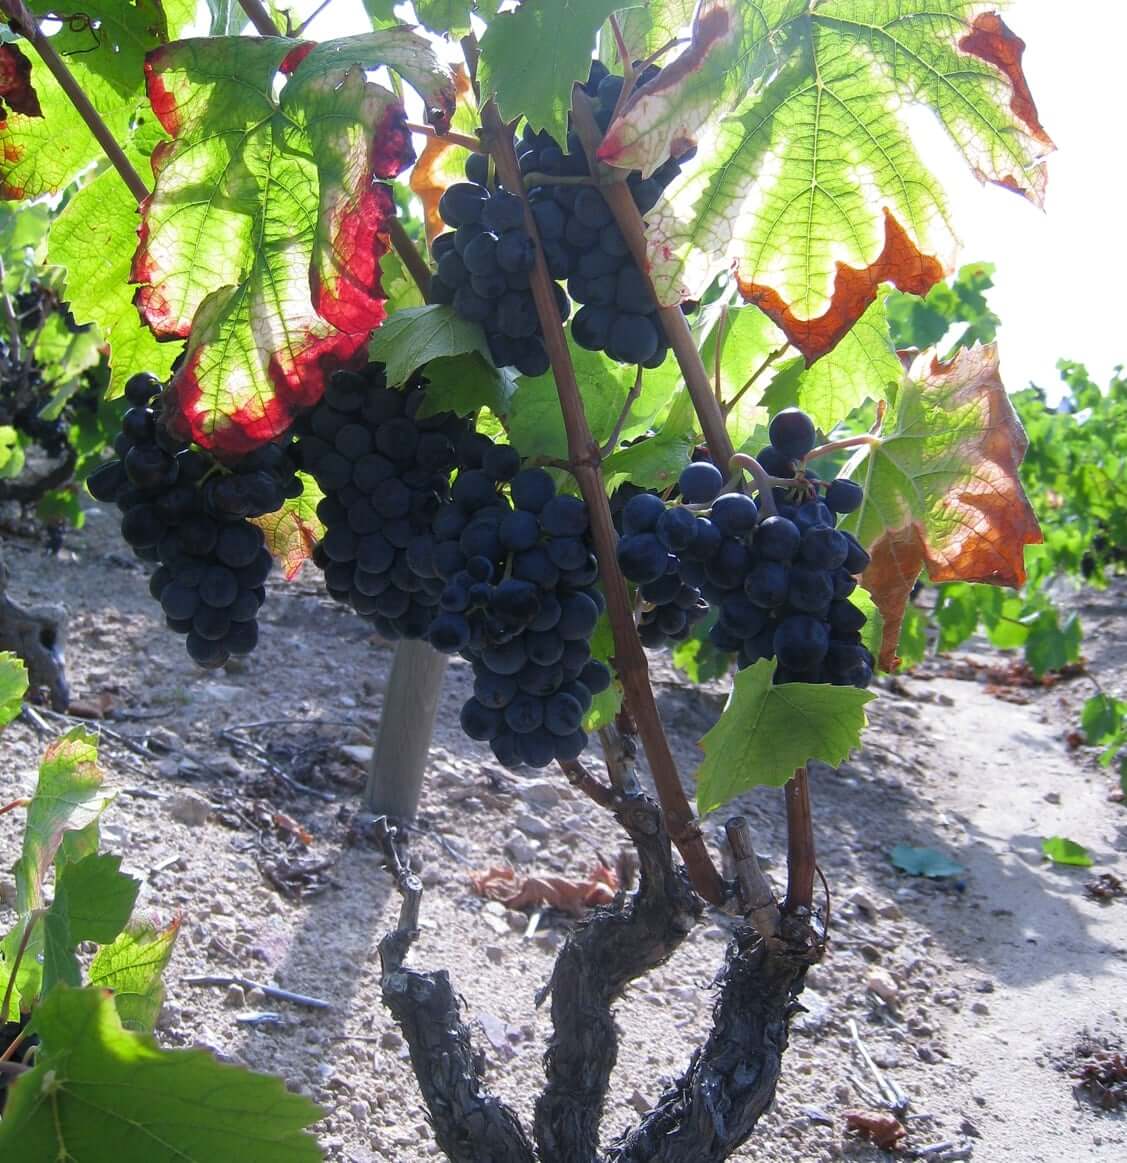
[300,0,1123,399]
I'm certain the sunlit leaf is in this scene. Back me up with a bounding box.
[0,651,28,729]
[251,474,325,581]
[369,304,494,385]
[695,658,873,813]
[1041,836,1093,868]
[621,2,1052,362]
[584,614,622,732]
[843,345,1042,669]
[478,0,622,144]
[89,918,181,1032]
[0,987,324,1161]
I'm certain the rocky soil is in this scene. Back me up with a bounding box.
[1,505,1125,1162]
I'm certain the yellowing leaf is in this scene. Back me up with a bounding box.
[696,659,873,813]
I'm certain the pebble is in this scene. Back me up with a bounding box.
[629,1089,650,1115]
[204,683,242,702]
[514,812,551,840]
[167,792,210,827]
[485,944,504,964]
[224,983,245,1008]
[340,745,374,765]
[503,834,538,864]
[517,781,560,808]
[379,1031,404,1051]
[866,968,901,1006]
[971,1001,989,1015]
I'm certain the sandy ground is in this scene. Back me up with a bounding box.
[1,503,1125,1162]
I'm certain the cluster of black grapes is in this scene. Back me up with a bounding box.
[412,436,611,769]
[86,373,299,667]
[430,60,687,373]
[617,408,875,687]
[428,178,559,378]
[294,364,472,641]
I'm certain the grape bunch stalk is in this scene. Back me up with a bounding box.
[86,372,299,668]
[411,433,611,770]
[430,59,690,374]
[617,407,875,687]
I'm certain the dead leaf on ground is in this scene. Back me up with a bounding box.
[469,864,618,916]
[844,1108,908,1150]
[68,692,114,719]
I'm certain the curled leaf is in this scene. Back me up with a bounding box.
[0,42,42,118]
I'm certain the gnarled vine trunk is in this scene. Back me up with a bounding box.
[0,542,68,709]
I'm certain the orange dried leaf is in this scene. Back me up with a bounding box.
[845,345,1042,669]
[469,864,618,916]
[844,1109,907,1150]
[409,65,479,248]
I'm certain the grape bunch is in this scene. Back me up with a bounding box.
[428,174,569,378]
[294,364,472,640]
[86,372,298,668]
[611,484,709,648]
[416,436,611,769]
[617,408,875,687]
[521,61,685,369]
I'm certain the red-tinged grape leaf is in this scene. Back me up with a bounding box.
[132,34,442,454]
[0,43,41,117]
[696,659,874,813]
[841,344,1042,670]
[598,0,805,174]
[0,987,323,1161]
[632,2,1052,363]
[410,64,480,247]
[251,473,326,580]
[477,0,623,144]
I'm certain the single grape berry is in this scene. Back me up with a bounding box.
[768,408,817,460]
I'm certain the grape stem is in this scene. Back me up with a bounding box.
[0,0,150,204]
[803,433,881,464]
[403,121,486,153]
[387,218,432,300]
[724,343,792,416]
[600,366,644,458]
[0,798,29,818]
[480,99,726,907]
[235,0,280,35]
[727,454,784,517]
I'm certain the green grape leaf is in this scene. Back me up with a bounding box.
[419,352,517,422]
[134,32,451,454]
[1,3,176,199]
[43,854,141,995]
[615,2,1052,363]
[0,650,28,728]
[672,612,732,685]
[0,986,324,1161]
[889,843,963,878]
[414,0,476,35]
[506,339,636,459]
[15,729,110,915]
[893,601,930,670]
[369,304,494,385]
[32,317,104,418]
[1023,609,1081,677]
[47,140,176,399]
[0,425,25,480]
[1082,694,1127,748]
[762,300,901,431]
[695,658,873,813]
[602,432,696,493]
[251,474,326,581]
[606,0,698,63]
[842,345,1041,670]
[584,614,622,732]
[478,0,622,143]
[1041,836,1093,868]
[850,585,885,667]
[89,917,181,1032]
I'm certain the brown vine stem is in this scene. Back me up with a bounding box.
[0,909,42,1025]
[0,0,149,204]
[0,798,29,818]
[403,121,485,153]
[572,91,823,918]
[784,768,815,913]
[480,99,724,906]
[724,342,791,416]
[387,218,432,300]
[235,0,281,36]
